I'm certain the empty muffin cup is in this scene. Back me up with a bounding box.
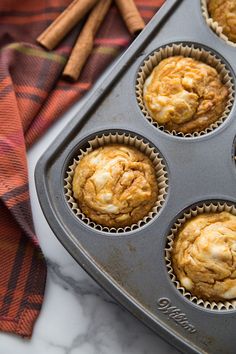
[165,201,236,310]
[136,43,234,137]
[64,132,168,233]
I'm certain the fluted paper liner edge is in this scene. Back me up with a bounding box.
[165,202,236,310]
[64,132,168,233]
[201,0,236,48]
[136,43,234,137]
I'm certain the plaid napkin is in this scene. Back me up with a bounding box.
[0,0,165,338]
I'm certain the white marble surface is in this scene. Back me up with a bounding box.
[0,75,180,354]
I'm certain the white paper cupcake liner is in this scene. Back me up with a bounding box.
[136,43,234,137]
[64,132,168,233]
[165,201,236,310]
[201,0,236,48]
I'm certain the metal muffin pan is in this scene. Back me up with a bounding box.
[35,0,236,353]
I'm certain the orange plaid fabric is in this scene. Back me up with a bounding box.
[0,0,165,337]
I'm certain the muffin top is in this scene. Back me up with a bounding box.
[208,0,236,43]
[143,56,228,134]
[172,212,236,302]
[72,144,158,228]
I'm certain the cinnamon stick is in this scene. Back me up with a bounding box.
[37,0,99,50]
[63,0,112,82]
[115,0,145,36]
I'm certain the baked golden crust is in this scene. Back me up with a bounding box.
[172,212,236,302]
[208,0,236,43]
[72,144,158,228]
[143,56,228,134]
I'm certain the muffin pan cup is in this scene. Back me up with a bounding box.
[136,43,234,137]
[35,1,236,353]
[165,202,236,310]
[64,132,168,233]
[201,0,236,48]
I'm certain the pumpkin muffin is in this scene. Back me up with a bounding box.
[208,0,236,43]
[172,212,236,302]
[143,56,228,134]
[72,144,158,228]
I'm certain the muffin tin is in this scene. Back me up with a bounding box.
[35,0,236,353]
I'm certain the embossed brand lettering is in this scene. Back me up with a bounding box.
[157,298,196,333]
